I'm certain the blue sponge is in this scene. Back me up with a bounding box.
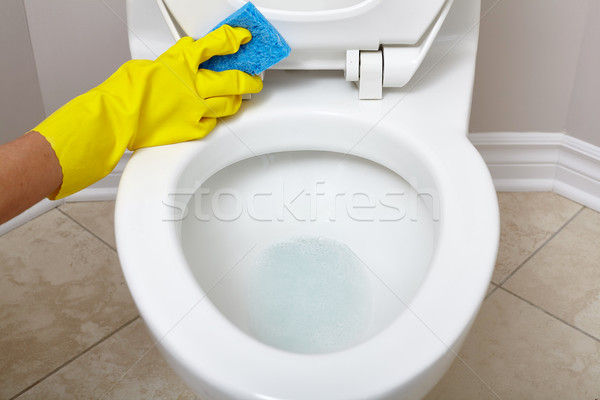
[199,2,291,75]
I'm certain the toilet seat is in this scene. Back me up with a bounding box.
[117,0,499,398]
[161,0,448,46]
[155,0,455,98]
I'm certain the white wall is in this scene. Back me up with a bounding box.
[1,0,599,147]
[470,0,600,147]
[565,0,600,147]
[0,0,45,144]
[23,0,130,116]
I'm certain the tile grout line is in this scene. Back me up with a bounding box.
[498,286,600,345]
[56,207,117,253]
[9,316,140,400]
[485,283,500,300]
[497,205,586,287]
[97,243,258,400]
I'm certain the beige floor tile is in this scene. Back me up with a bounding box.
[59,201,116,249]
[426,289,600,399]
[16,318,196,400]
[493,192,582,283]
[7,193,598,399]
[424,357,500,400]
[0,210,138,399]
[504,208,600,339]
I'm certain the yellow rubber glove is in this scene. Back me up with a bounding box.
[33,25,263,200]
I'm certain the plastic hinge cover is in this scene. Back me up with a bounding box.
[344,0,454,99]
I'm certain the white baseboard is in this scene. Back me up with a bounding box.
[469,132,600,212]
[0,198,64,236]
[3,135,600,236]
[49,133,600,213]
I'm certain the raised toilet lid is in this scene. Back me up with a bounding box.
[160,0,451,70]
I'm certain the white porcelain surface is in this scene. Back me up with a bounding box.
[162,0,448,45]
[159,0,451,73]
[117,0,498,398]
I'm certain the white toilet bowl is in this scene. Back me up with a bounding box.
[116,0,499,398]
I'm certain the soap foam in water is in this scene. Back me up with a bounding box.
[247,235,372,354]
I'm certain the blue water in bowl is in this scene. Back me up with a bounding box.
[247,235,372,354]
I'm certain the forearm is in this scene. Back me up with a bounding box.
[0,131,63,224]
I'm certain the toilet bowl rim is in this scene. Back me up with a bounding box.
[115,119,499,396]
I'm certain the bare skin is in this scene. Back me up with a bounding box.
[0,131,63,224]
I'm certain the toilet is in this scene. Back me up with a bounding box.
[115,0,499,399]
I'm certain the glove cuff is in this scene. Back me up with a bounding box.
[33,91,133,199]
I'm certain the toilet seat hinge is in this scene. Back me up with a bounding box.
[346,49,383,100]
[344,0,454,100]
